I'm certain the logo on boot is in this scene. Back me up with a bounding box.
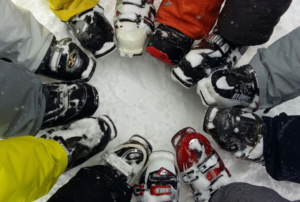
[68,53,77,68]
[156,168,174,176]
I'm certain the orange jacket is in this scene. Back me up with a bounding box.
[156,0,224,39]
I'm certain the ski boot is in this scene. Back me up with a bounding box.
[42,81,99,129]
[37,116,117,171]
[172,127,231,202]
[67,4,116,58]
[134,151,180,202]
[101,135,153,186]
[203,107,264,162]
[37,38,96,81]
[146,24,194,65]
[172,31,243,88]
[197,65,259,110]
[115,0,156,57]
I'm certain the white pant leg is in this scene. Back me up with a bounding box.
[0,0,53,71]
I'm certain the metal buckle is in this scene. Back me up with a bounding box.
[182,169,199,184]
[197,152,219,173]
[133,184,145,196]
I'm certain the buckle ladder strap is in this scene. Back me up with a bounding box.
[205,174,224,194]
[192,174,224,202]
[118,13,142,24]
[182,169,199,184]
[143,17,154,31]
[193,192,203,202]
[134,184,145,196]
[181,153,219,184]
[197,152,219,173]
[101,151,133,177]
[123,0,147,8]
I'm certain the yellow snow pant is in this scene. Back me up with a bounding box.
[0,136,68,202]
[47,0,99,21]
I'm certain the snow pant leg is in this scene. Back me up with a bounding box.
[262,113,300,183]
[47,0,99,21]
[155,0,224,39]
[48,165,132,202]
[0,60,46,138]
[0,0,53,72]
[218,0,292,46]
[210,182,291,202]
[249,27,300,109]
[0,136,68,202]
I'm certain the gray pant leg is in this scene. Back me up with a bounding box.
[0,0,53,72]
[250,26,300,109]
[0,60,46,138]
[210,182,293,202]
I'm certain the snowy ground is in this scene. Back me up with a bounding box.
[12,0,300,201]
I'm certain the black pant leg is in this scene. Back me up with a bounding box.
[48,165,132,202]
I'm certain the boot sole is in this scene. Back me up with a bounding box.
[130,134,153,153]
[100,115,118,140]
[95,44,117,58]
[146,46,175,65]
[171,68,193,89]
[202,106,217,134]
[83,58,97,82]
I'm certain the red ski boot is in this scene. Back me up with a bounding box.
[172,127,231,202]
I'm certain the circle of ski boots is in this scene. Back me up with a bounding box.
[172,127,232,202]
[100,135,153,186]
[67,4,116,58]
[41,81,99,129]
[37,115,117,171]
[115,0,156,57]
[146,24,194,65]
[37,38,96,81]
[171,32,242,88]
[197,65,259,110]
[134,151,180,202]
[203,106,264,163]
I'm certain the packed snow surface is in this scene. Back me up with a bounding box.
[11,0,300,201]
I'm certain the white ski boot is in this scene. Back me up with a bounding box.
[197,65,259,110]
[134,151,180,202]
[101,135,152,186]
[115,0,156,57]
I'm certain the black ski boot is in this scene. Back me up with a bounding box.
[203,106,264,162]
[172,31,244,88]
[67,4,116,58]
[42,81,99,129]
[197,65,259,110]
[146,24,194,65]
[37,38,96,81]
[37,116,117,170]
[134,151,180,202]
[101,135,152,186]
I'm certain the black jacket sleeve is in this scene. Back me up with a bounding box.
[262,113,300,184]
[218,0,292,46]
